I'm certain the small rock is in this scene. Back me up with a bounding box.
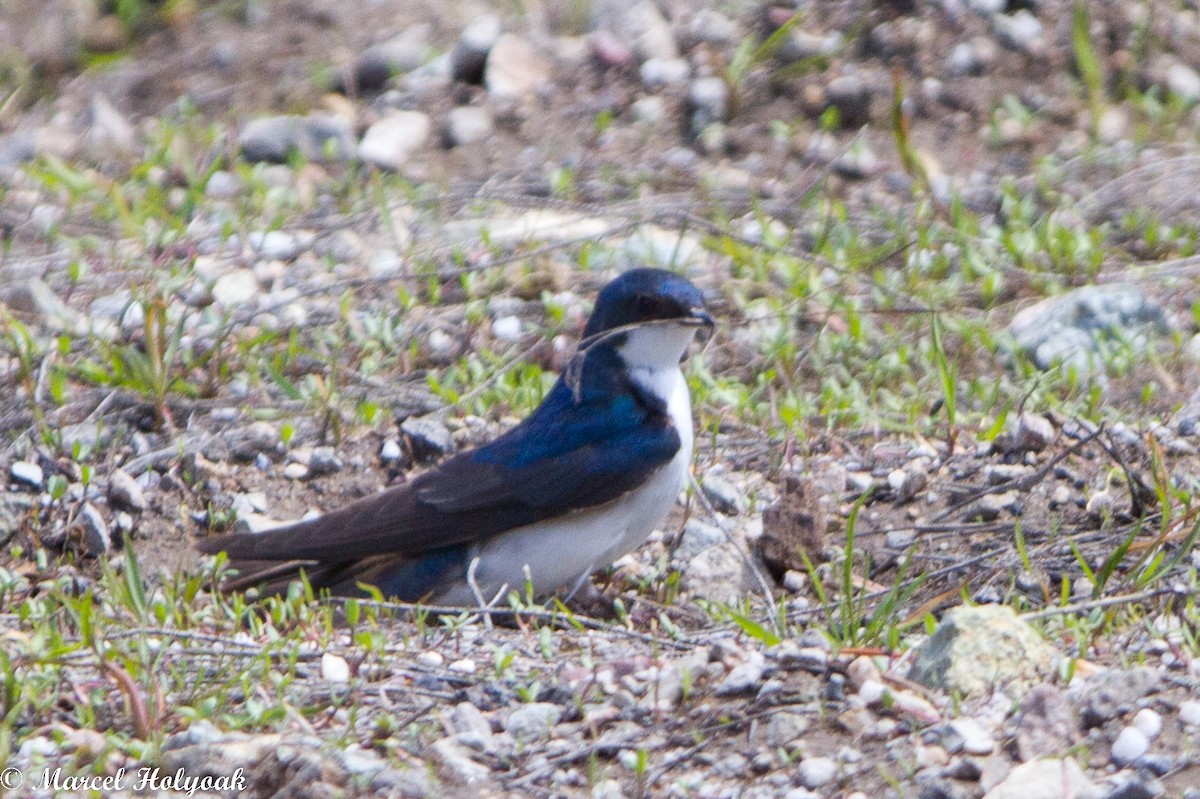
[0,494,33,547]
[443,702,494,742]
[504,702,562,740]
[689,76,730,132]
[1131,708,1162,740]
[444,106,494,147]
[358,111,432,171]
[764,711,811,748]
[1077,668,1159,728]
[640,57,690,87]
[345,27,430,92]
[1110,726,1150,766]
[797,756,838,789]
[484,35,550,99]
[248,230,303,261]
[631,95,666,124]
[1164,61,1200,104]
[996,413,1055,453]
[603,1,678,62]
[1179,700,1200,726]
[980,758,1091,799]
[380,439,403,462]
[701,473,743,515]
[0,278,80,332]
[448,658,476,674]
[107,469,146,511]
[321,653,351,683]
[308,447,343,477]
[211,270,260,307]
[993,10,1043,54]
[11,460,44,489]
[238,114,354,163]
[945,718,995,755]
[976,490,1022,520]
[826,73,873,127]
[715,651,766,695]
[432,737,490,783]
[451,15,502,84]
[492,315,522,340]
[908,605,1059,697]
[676,519,723,561]
[402,416,455,460]
[73,502,110,556]
[283,463,309,480]
[1014,685,1080,761]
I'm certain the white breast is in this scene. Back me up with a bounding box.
[431,363,694,606]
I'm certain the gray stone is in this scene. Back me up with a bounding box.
[432,736,489,783]
[444,106,493,147]
[1007,285,1169,376]
[797,756,837,788]
[11,460,44,489]
[1077,668,1160,728]
[1164,61,1200,104]
[358,111,432,171]
[689,77,730,132]
[993,10,1043,54]
[0,277,81,332]
[826,73,873,127]
[74,502,111,556]
[308,447,343,477]
[996,413,1055,453]
[0,494,34,547]
[504,702,562,740]
[908,605,1059,697]
[1179,700,1200,726]
[401,416,455,460]
[211,270,260,308]
[640,57,690,87]
[714,651,766,695]
[1014,685,1080,761]
[980,758,1091,799]
[780,30,842,62]
[238,114,355,163]
[1110,726,1149,767]
[484,35,550,99]
[764,711,810,748]
[976,490,1022,521]
[107,469,146,512]
[945,718,995,755]
[346,27,431,91]
[596,0,678,62]
[248,230,303,261]
[701,474,743,515]
[676,519,723,560]
[380,439,403,462]
[451,15,502,84]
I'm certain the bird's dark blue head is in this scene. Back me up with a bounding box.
[582,268,713,339]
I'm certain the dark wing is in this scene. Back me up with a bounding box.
[197,381,680,566]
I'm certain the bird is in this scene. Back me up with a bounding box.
[197,267,714,605]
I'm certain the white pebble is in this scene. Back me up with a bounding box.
[11,460,44,488]
[321,652,351,682]
[1180,700,1200,727]
[492,315,522,341]
[797,756,837,788]
[1132,708,1162,740]
[416,650,444,667]
[380,439,402,462]
[1110,726,1149,766]
[448,658,477,674]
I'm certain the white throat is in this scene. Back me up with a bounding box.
[615,322,700,375]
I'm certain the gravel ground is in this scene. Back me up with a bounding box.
[3,1,1200,797]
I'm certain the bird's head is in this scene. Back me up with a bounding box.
[580,268,714,372]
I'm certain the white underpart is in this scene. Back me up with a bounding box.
[431,321,699,605]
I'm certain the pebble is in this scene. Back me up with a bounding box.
[797,756,837,788]
[993,10,1043,54]
[432,737,490,783]
[444,106,493,147]
[825,73,872,127]
[1179,700,1200,727]
[996,413,1055,453]
[107,469,146,511]
[492,315,522,340]
[714,651,765,695]
[451,15,502,84]
[347,28,430,92]
[640,57,690,87]
[701,473,743,515]
[402,416,455,460]
[631,95,666,125]
[608,1,678,62]
[11,460,44,488]
[504,703,562,740]
[308,447,343,476]
[1110,726,1150,766]
[321,653,351,683]
[416,650,444,668]
[358,111,431,171]
[74,502,110,555]
[248,230,304,261]
[946,718,995,755]
[238,114,355,163]
[484,35,550,99]
[976,490,1021,520]
[380,439,403,462]
[1,278,80,332]
[1164,61,1200,103]
[448,658,476,674]
[1131,708,1162,740]
[211,270,260,307]
[982,757,1092,799]
[676,518,723,560]
[283,463,309,480]
[689,77,730,132]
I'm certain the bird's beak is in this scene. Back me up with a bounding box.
[683,307,715,329]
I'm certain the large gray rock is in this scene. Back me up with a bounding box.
[1006,284,1170,376]
[908,605,1060,697]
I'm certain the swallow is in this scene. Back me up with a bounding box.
[198,267,713,604]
